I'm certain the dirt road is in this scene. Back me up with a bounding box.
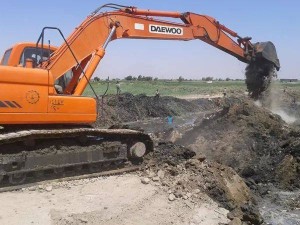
[0,174,230,225]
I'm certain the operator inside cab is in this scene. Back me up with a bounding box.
[54,70,73,94]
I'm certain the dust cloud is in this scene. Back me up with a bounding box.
[245,59,299,124]
[269,82,297,123]
[261,79,298,124]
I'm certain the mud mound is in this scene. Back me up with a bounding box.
[144,142,196,166]
[177,96,300,189]
[142,142,263,224]
[95,93,211,127]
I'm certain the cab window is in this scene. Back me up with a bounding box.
[19,47,53,66]
[1,49,12,65]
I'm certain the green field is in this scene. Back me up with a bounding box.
[83,80,300,97]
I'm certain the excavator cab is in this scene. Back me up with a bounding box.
[0,43,56,67]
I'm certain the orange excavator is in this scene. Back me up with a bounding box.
[0,4,279,184]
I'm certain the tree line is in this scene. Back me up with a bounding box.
[93,76,244,82]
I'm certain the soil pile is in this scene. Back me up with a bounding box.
[142,142,263,224]
[177,96,300,189]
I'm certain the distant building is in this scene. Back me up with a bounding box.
[280,79,298,82]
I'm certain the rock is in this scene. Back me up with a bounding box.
[187,159,199,166]
[174,190,183,198]
[166,130,182,143]
[193,189,201,194]
[229,217,242,225]
[157,169,165,179]
[161,181,169,187]
[78,218,88,223]
[28,186,36,191]
[152,176,160,182]
[186,193,192,198]
[38,185,44,190]
[197,154,206,162]
[45,186,53,192]
[183,195,188,200]
[141,177,150,184]
[227,208,243,220]
[241,167,256,178]
[241,204,263,225]
[148,171,156,178]
[168,193,176,201]
[163,163,169,168]
[245,178,257,189]
[168,167,179,176]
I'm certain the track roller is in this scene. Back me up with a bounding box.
[129,142,146,158]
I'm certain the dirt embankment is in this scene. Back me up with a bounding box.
[142,142,263,224]
[93,93,299,224]
[94,93,218,127]
[179,98,300,188]
[100,93,299,191]
[177,97,300,190]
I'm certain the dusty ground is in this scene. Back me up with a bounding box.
[0,174,230,225]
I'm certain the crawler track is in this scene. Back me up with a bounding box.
[0,127,153,186]
[0,165,140,193]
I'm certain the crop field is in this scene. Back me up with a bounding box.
[83,80,300,97]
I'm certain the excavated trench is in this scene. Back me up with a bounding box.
[97,93,300,224]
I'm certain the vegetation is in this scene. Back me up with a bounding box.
[84,80,247,97]
[84,78,300,97]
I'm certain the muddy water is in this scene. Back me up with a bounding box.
[259,190,300,225]
[124,112,207,134]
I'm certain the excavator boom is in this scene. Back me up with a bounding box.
[37,5,279,98]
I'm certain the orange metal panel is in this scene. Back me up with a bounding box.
[0,66,49,113]
[47,95,96,114]
[0,113,96,124]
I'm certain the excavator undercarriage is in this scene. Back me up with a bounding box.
[0,127,153,185]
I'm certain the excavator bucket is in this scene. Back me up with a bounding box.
[253,41,280,70]
[245,41,280,99]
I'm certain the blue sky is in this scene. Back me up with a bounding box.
[0,1,299,79]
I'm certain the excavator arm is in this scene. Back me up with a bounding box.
[40,4,279,96]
